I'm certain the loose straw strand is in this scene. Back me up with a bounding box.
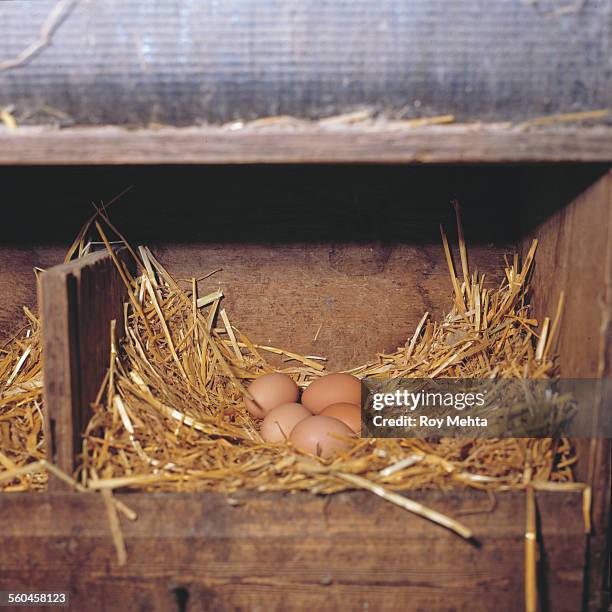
[525,485,538,612]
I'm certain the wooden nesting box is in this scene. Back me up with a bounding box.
[0,127,609,612]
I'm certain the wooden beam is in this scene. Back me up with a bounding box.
[0,125,611,165]
[39,249,133,482]
[0,489,592,611]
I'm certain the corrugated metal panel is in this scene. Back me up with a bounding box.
[0,0,610,125]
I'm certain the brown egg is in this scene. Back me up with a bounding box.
[320,402,361,434]
[261,403,312,443]
[289,415,354,458]
[301,373,361,414]
[244,373,299,419]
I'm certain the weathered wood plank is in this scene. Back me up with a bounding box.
[5,243,509,371]
[0,126,611,165]
[520,169,612,611]
[39,249,133,481]
[0,490,590,611]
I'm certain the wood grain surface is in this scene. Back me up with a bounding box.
[0,247,64,339]
[523,169,612,380]
[39,249,133,480]
[0,246,503,375]
[0,489,590,612]
[153,243,509,371]
[2,243,510,371]
[521,170,612,611]
[0,125,611,164]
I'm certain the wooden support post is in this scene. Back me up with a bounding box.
[39,248,134,484]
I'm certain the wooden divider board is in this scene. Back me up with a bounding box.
[39,248,133,482]
[520,169,612,610]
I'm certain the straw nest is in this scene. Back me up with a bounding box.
[1,208,577,529]
[0,308,46,490]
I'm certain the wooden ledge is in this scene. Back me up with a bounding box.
[0,489,593,610]
[0,124,611,164]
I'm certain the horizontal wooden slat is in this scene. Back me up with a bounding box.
[0,125,612,164]
[0,490,592,611]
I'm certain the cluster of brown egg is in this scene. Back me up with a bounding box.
[244,373,361,457]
